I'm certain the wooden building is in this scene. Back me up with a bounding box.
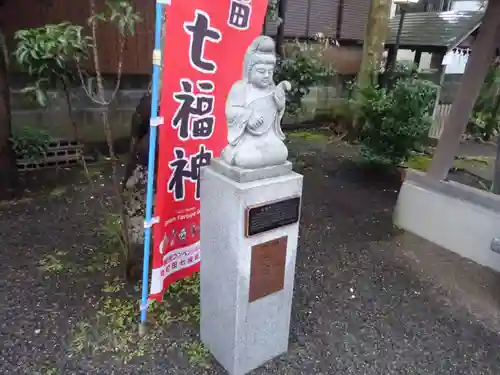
[1,0,374,75]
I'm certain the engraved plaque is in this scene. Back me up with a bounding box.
[245,196,300,237]
[248,236,287,303]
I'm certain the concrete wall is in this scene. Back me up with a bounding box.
[9,81,341,145]
[394,170,500,273]
[9,69,462,145]
[10,87,144,144]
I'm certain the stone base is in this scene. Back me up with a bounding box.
[394,169,500,273]
[210,158,293,183]
[200,164,303,375]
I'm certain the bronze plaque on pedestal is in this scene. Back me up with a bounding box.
[245,196,301,237]
[248,236,287,303]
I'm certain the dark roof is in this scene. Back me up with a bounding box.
[386,10,483,49]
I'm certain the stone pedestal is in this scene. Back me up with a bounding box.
[200,159,303,375]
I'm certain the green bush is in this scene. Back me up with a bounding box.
[355,77,437,166]
[468,63,500,141]
[274,36,336,117]
[13,22,90,106]
[10,126,51,160]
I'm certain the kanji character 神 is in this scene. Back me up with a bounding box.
[167,145,213,201]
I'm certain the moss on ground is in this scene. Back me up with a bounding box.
[287,130,331,143]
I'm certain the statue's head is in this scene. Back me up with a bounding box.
[243,36,276,89]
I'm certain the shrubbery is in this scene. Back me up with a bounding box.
[354,76,437,166]
[274,34,336,117]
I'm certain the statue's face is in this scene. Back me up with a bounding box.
[250,63,274,88]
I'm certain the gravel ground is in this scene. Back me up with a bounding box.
[1,137,500,374]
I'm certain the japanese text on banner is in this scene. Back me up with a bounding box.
[149,0,268,301]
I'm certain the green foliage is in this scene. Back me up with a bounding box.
[70,297,153,363]
[38,250,71,273]
[89,0,142,36]
[100,213,130,263]
[468,63,500,141]
[13,23,91,107]
[355,77,437,166]
[182,340,211,369]
[404,154,432,171]
[10,125,51,160]
[84,0,142,102]
[274,36,336,117]
[266,0,279,21]
[328,98,356,127]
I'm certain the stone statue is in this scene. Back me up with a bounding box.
[220,35,291,170]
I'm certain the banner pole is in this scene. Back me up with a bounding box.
[139,0,167,337]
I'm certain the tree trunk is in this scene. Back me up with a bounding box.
[490,89,500,193]
[356,0,391,91]
[0,31,18,198]
[427,0,500,180]
[347,0,391,141]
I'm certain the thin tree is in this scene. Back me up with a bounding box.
[77,0,141,272]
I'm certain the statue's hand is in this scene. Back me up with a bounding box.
[274,81,291,110]
[248,112,264,130]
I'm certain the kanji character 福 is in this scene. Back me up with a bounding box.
[173,79,215,140]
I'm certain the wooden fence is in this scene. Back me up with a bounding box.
[429,104,452,139]
[1,0,155,74]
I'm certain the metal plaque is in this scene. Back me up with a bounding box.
[248,236,287,303]
[245,196,301,237]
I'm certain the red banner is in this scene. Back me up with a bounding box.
[150,0,267,300]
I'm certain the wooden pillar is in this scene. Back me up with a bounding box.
[429,52,446,127]
[275,0,287,57]
[413,49,422,67]
[385,46,396,72]
[427,1,500,180]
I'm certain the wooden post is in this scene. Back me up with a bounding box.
[430,51,446,120]
[275,0,287,57]
[427,1,500,180]
[413,49,422,68]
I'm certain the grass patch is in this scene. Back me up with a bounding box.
[84,249,120,274]
[81,162,108,180]
[68,211,206,366]
[84,213,124,274]
[48,186,68,198]
[404,154,492,172]
[288,130,331,143]
[38,250,73,273]
[101,277,126,293]
[69,273,205,367]
[182,340,211,369]
[404,154,431,171]
[70,297,154,363]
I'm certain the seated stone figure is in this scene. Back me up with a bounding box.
[220,36,291,170]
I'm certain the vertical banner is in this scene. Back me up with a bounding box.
[150,0,268,300]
